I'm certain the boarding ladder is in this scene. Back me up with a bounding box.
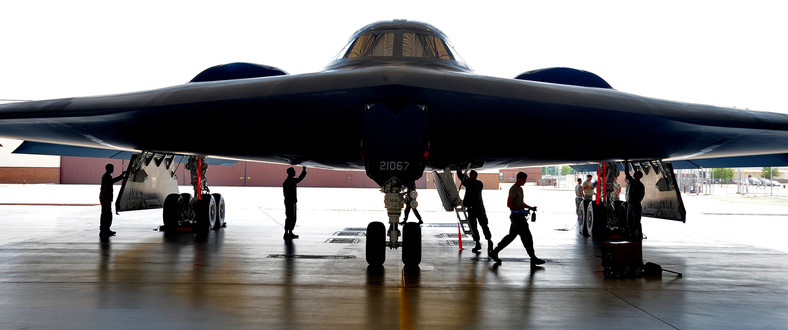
[433,170,475,236]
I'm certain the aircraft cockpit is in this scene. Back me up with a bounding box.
[326,20,470,72]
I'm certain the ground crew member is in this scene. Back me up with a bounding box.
[99,164,126,238]
[400,181,423,225]
[458,169,494,254]
[625,164,645,240]
[574,178,583,222]
[582,174,595,201]
[283,166,307,239]
[489,172,546,268]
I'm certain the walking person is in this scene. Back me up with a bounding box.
[489,172,546,268]
[400,181,423,224]
[458,169,493,254]
[283,166,307,239]
[99,164,126,238]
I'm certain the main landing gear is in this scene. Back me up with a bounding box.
[365,178,422,267]
[577,161,620,239]
[161,155,226,235]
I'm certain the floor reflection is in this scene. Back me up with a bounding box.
[282,239,295,326]
[365,265,388,327]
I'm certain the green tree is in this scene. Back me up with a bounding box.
[761,167,780,179]
[542,166,563,176]
[712,168,734,182]
[561,165,575,175]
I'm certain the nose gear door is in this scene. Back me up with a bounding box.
[361,103,429,186]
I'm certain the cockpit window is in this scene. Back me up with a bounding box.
[346,33,394,57]
[340,32,457,60]
[402,33,452,59]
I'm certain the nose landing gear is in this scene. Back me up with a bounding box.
[365,178,422,267]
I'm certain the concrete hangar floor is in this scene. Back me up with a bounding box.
[1,183,787,329]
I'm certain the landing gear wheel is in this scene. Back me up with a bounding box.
[402,222,422,267]
[163,193,184,234]
[366,221,386,266]
[579,200,591,236]
[195,195,217,234]
[586,203,606,238]
[211,193,225,230]
[180,193,192,204]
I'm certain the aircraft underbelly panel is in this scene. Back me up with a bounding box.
[362,103,428,185]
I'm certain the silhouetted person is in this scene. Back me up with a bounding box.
[625,166,645,240]
[400,181,422,225]
[283,166,307,239]
[458,169,493,254]
[99,164,126,238]
[574,178,583,222]
[489,172,545,268]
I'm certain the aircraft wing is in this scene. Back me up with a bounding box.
[0,69,386,170]
[3,65,788,173]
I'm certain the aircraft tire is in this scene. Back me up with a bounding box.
[366,221,386,266]
[616,201,628,227]
[579,200,591,236]
[586,203,606,238]
[586,203,596,237]
[195,195,217,234]
[211,193,225,230]
[163,193,183,234]
[180,193,192,204]
[402,222,422,267]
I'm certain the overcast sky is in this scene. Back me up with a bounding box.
[1,0,786,113]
